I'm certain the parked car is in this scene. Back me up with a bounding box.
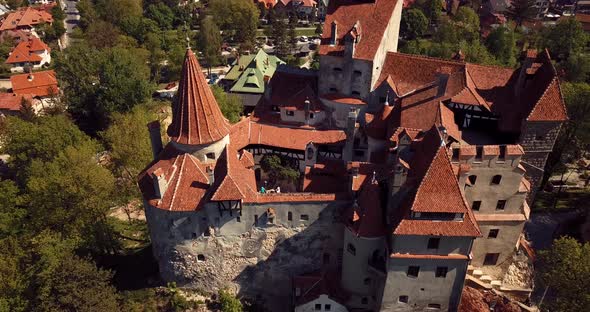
[207,73,219,85]
[299,36,309,42]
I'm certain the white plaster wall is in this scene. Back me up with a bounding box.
[171,134,229,163]
[295,295,348,312]
[280,108,326,126]
[370,0,402,90]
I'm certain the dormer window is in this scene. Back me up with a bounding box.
[330,21,338,45]
[286,110,294,116]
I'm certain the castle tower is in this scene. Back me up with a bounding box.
[341,177,388,310]
[166,48,231,162]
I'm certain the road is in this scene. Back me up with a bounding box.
[61,0,80,48]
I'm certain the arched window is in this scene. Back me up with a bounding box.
[491,175,502,185]
[467,175,477,186]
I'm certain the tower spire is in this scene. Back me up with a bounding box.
[167,49,231,146]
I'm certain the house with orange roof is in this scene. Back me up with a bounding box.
[10,70,58,113]
[137,1,568,311]
[0,92,36,116]
[0,6,53,31]
[5,36,51,72]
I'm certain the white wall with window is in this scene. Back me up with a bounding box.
[295,294,348,312]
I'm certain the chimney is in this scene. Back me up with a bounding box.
[206,165,215,185]
[347,161,360,194]
[343,108,358,161]
[152,168,168,199]
[304,98,311,125]
[147,120,163,160]
[436,67,451,97]
[515,49,538,97]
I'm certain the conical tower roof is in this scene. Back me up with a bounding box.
[167,49,231,145]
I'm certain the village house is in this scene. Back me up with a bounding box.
[221,49,285,109]
[0,6,53,32]
[0,92,34,116]
[10,69,58,110]
[138,0,567,311]
[5,37,51,73]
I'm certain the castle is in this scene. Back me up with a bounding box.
[138,0,568,311]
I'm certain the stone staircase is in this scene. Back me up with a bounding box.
[467,265,503,290]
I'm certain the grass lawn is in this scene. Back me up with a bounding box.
[532,189,590,211]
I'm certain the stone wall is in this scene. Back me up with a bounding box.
[145,200,350,311]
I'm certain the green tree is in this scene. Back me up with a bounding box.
[219,289,242,312]
[146,3,175,30]
[401,8,429,39]
[505,0,537,26]
[0,115,91,184]
[95,0,142,27]
[0,180,25,237]
[541,18,589,59]
[119,16,161,45]
[417,0,441,24]
[76,0,98,31]
[198,16,222,69]
[485,26,517,66]
[561,82,590,148]
[85,20,122,48]
[101,104,161,183]
[211,85,242,123]
[0,237,29,312]
[538,237,590,312]
[209,0,259,46]
[26,141,118,252]
[260,154,300,185]
[453,6,480,42]
[561,54,590,82]
[271,13,289,57]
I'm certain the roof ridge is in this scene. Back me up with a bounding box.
[389,52,466,66]
[168,155,185,211]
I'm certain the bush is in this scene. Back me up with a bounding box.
[219,289,242,312]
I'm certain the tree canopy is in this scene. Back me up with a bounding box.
[538,237,590,312]
[211,85,243,124]
[506,0,537,26]
[540,18,588,60]
[401,8,429,40]
[485,26,517,66]
[209,0,259,47]
[198,16,223,68]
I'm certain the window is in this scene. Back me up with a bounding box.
[467,175,477,186]
[353,70,362,76]
[363,277,371,285]
[286,110,295,116]
[496,200,506,210]
[435,267,448,278]
[288,211,293,221]
[300,214,309,221]
[488,229,499,238]
[236,216,241,222]
[333,67,342,72]
[324,304,331,311]
[483,253,500,265]
[427,237,440,249]
[407,266,420,277]
[361,297,368,305]
[491,175,502,185]
[323,253,330,264]
[352,91,361,96]
[271,105,279,111]
[427,303,441,310]
[347,243,356,255]
[472,201,481,211]
[192,232,197,238]
[475,146,483,161]
[197,254,205,262]
[206,152,215,160]
[315,303,321,310]
[329,87,338,93]
[398,295,409,303]
[309,113,315,119]
[268,217,274,224]
[254,214,259,224]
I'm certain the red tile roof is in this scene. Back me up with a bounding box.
[322,93,367,105]
[280,84,323,112]
[0,7,53,31]
[390,253,469,260]
[5,37,49,64]
[10,70,58,97]
[210,145,257,201]
[320,0,400,61]
[347,179,388,238]
[138,145,211,211]
[526,78,568,121]
[365,105,394,140]
[293,271,348,307]
[230,118,346,151]
[377,53,464,96]
[167,49,231,145]
[0,92,32,111]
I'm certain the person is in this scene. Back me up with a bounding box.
[260,186,266,193]
[276,186,281,193]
